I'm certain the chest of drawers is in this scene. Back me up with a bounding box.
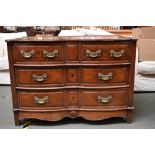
[6,36,136,125]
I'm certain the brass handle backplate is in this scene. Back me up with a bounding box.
[20,50,35,59]
[98,72,113,81]
[86,49,102,58]
[32,73,48,82]
[33,96,48,105]
[110,49,125,58]
[43,50,58,58]
[97,95,112,104]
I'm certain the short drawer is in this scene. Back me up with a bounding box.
[81,89,129,107]
[81,66,129,86]
[81,43,130,63]
[15,68,64,86]
[17,90,64,108]
[14,44,64,63]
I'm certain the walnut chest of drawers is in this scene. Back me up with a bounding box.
[6,36,136,125]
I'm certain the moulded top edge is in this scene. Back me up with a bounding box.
[6,35,137,42]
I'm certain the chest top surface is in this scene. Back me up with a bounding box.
[6,35,136,42]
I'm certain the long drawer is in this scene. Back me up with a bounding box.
[13,42,131,65]
[16,88,129,110]
[15,66,129,87]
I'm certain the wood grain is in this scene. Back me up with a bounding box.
[7,36,136,125]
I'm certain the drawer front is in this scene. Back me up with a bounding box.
[81,89,128,107]
[17,91,64,108]
[81,43,130,63]
[81,66,129,85]
[14,44,64,63]
[16,68,64,86]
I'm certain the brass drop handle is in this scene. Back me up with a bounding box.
[43,50,58,58]
[110,49,125,58]
[20,49,35,59]
[97,95,112,104]
[98,72,113,81]
[33,96,48,105]
[32,73,48,82]
[86,49,102,58]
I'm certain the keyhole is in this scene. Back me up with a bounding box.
[72,96,75,100]
[71,73,74,78]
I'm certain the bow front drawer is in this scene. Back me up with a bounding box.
[13,44,64,64]
[17,90,65,108]
[81,66,129,86]
[81,89,129,108]
[81,43,131,63]
[15,68,64,86]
